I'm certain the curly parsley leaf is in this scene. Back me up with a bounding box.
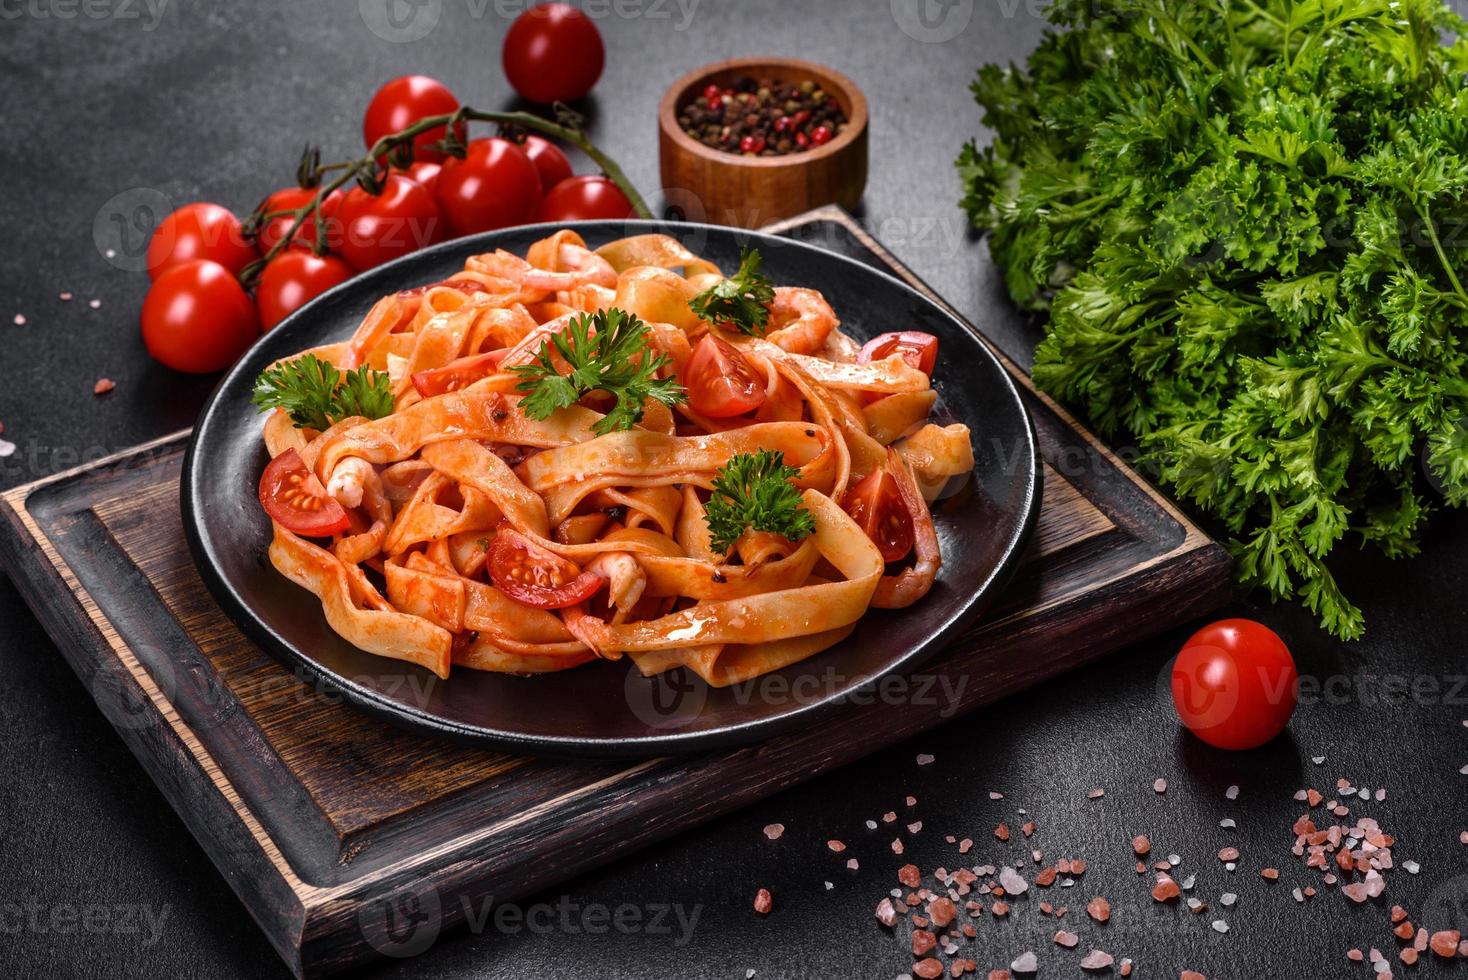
[689,247,776,336]
[252,353,394,430]
[957,0,1468,639]
[511,307,686,435]
[704,450,816,554]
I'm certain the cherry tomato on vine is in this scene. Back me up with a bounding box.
[254,187,344,255]
[400,160,443,195]
[362,75,463,164]
[684,335,766,418]
[334,173,444,272]
[146,202,256,281]
[487,526,606,609]
[140,260,259,373]
[1170,618,1298,750]
[502,3,605,104]
[519,134,574,194]
[842,466,915,563]
[434,137,541,237]
[256,251,355,331]
[259,448,351,538]
[534,175,635,222]
[859,330,939,376]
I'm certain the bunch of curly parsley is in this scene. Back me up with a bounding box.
[958,0,1468,637]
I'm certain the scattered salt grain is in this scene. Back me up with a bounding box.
[1403,860,1420,874]
[907,822,922,835]
[1212,919,1229,934]
[827,839,846,853]
[1225,785,1239,800]
[989,791,1004,800]
[1221,893,1237,906]
[12,314,25,326]
[1088,788,1105,799]
[1219,819,1236,829]
[1054,930,1079,948]
[1312,755,1326,765]
[866,820,878,831]
[915,753,935,766]
[998,866,1028,895]
[1010,951,1038,974]
[1080,950,1114,972]
[846,858,858,871]
[823,881,833,890]
[93,378,115,396]
[1154,778,1167,793]
[59,292,72,301]
[0,437,14,458]
[753,888,772,914]
[762,823,784,840]
[88,299,101,310]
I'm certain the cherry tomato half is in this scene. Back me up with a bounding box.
[259,448,351,538]
[335,173,444,272]
[842,465,915,563]
[519,135,575,194]
[684,335,767,418]
[256,251,355,331]
[254,187,345,255]
[362,75,463,164]
[488,526,606,609]
[146,202,257,281]
[1171,618,1298,750]
[411,350,508,398]
[534,175,635,222]
[434,137,542,237]
[502,3,605,104]
[859,331,939,376]
[140,260,259,374]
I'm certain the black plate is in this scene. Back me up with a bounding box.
[182,220,1040,757]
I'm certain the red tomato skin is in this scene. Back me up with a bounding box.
[1171,618,1298,750]
[520,135,575,194]
[684,335,767,417]
[411,350,508,397]
[259,449,351,537]
[334,174,444,272]
[434,138,542,237]
[256,251,355,331]
[362,75,463,163]
[255,187,345,254]
[534,176,635,222]
[147,203,256,281]
[502,3,605,104]
[141,260,259,374]
[402,160,443,195]
[859,331,939,375]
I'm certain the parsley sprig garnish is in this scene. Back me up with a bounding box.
[689,247,776,336]
[511,307,686,435]
[252,353,394,430]
[704,450,816,554]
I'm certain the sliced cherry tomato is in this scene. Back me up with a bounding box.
[519,135,575,194]
[141,260,259,374]
[434,137,542,237]
[502,3,604,104]
[1171,619,1297,750]
[684,334,767,418]
[254,187,345,254]
[842,466,916,563]
[858,331,939,375]
[488,526,606,609]
[256,251,355,331]
[401,160,443,195]
[335,173,444,272]
[534,175,635,222]
[411,350,509,397]
[146,202,256,281]
[362,75,463,164]
[259,448,351,537]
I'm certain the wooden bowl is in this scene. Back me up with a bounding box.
[659,58,868,229]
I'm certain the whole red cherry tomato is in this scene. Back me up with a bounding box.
[334,173,444,272]
[256,251,355,331]
[146,202,256,281]
[1171,618,1298,750]
[502,3,605,104]
[254,187,345,254]
[141,260,259,373]
[434,137,541,237]
[534,175,635,222]
[401,160,443,195]
[519,135,574,194]
[362,75,463,163]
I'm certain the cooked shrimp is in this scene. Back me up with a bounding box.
[326,456,375,510]
[585,551,647,620]
[765,287,838,354]
[469,244,616,293]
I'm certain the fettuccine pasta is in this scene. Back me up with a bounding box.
[253,230,974,686]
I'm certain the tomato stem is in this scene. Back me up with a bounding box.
[241,107,653,287]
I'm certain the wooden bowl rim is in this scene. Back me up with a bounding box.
[658,56,868,170]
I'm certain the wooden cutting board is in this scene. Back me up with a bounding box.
[0,207,1231,977]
